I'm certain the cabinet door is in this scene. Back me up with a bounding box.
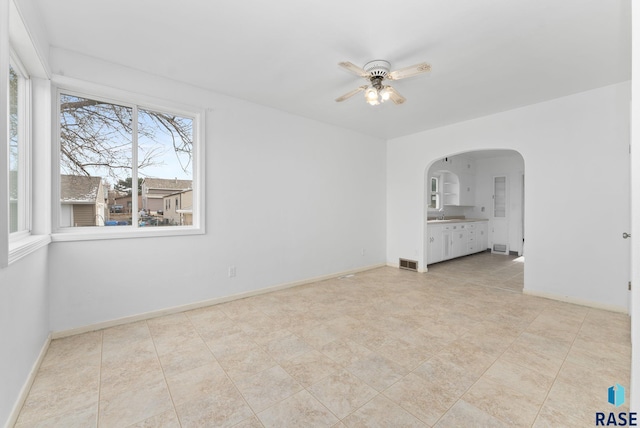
[442,230,452,260]
[458,173,476,206]
[451,229,467,258]
[478,223,488,251]
[467,228,476,254]
[427,225,443,264]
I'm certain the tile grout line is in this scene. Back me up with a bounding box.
[190,308,274,426]
[144,319,184,428]
[528,306,589,426]
[428,298,552,427]
[96,330,104,428]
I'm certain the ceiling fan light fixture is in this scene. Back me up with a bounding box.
[379,86,391,101]
[335,59,430,106]
[365,86,378,101]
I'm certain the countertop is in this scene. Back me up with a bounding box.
[426,218,489,224]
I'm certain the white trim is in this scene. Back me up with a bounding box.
[631,1,640,412]
[131,104,139,220]
[8,0,48,79]
[1,0,9,268]
[8,234,50,264]
[51,263,386,339]
[4,333,51,428]
[51,226,203,242]
[52,75,202,119]
[523,288,629,314]
[9,52,32,237]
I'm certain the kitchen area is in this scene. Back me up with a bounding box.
[425,150,525,267]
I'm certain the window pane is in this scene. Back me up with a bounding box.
[138,108,193,227]
[494,176,506,217]
[59,93,132,227]
[9,66,19,232]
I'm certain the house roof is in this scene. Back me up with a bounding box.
[60,175,103,204]
[163,189,193,198]
[142,178,192,191]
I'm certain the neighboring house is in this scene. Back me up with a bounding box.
[141,178,192,214]
[114,194,142,215]
[60,175,106,227]
[162,189,193,226]
[107,189,125,209]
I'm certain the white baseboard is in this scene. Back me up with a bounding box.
[5,333,52,428]
[52,263,387,339]
[523,288,629,314]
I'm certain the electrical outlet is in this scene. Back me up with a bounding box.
[228,266,236,278]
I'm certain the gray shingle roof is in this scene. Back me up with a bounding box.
[142,178,192,191]
[60,174,102,203]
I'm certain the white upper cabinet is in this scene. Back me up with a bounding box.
[458,172,475,206]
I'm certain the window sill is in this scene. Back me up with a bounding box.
[9,234,52,265]
[50,226,204,242]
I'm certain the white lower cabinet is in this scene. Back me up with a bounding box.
[451,225,467,258]
[427,224,444,264]
[467,224,476,254]
[478,222,488,251]
[427,220,488,265]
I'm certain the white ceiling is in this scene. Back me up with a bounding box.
[31,0,631,139]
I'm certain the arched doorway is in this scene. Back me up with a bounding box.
[423,149,525,288]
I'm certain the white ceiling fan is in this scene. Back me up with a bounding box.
[335,60,432,106]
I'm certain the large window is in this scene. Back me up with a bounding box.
[9,58,30,237]
[57,90,201,235]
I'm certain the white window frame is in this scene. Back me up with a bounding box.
[3,0,52,267]
[51,77,206,242]
[8,51,31,241]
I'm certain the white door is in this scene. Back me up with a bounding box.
[491,175,509,253]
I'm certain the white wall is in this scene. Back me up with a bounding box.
[0,2,51,426]
[387,82,630,311]
[47,49,387,332]
[0,247,49,427]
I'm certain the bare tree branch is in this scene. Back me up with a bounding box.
[59,94,193,182]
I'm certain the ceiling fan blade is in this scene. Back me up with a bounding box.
[387,62,432,81]
[335,85,368,102]
[386,86,406,105]
[338,61,370,78]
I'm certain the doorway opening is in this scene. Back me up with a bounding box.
[423,149,525,289]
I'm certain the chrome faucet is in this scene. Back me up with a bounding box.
[438,208,445,220]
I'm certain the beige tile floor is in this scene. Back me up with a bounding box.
[15,252,631,427]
